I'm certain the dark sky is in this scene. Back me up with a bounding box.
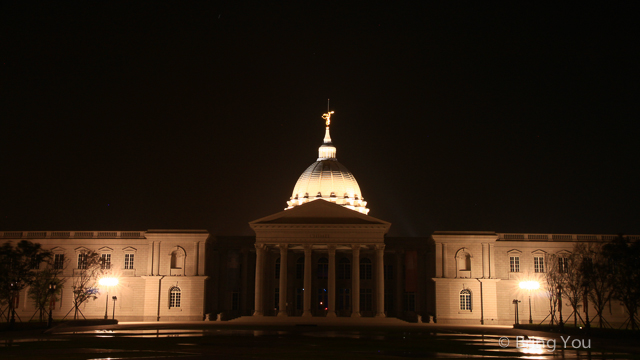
[2,2,639,237]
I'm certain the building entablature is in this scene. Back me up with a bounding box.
[254,229,386,242]
[250,224,389,231]
[255,243,383,251]
[497,232,639,242]
[0,230,146,240]
[432,231,498,243]
[145,229,210,242]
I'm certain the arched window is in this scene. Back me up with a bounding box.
[317,257,328,279]
[169,287,181,308]
[360,258,372,280]
[338,258,351,280]
[460,289,471,311]
[275,258,280,279]
[296,257,304,279]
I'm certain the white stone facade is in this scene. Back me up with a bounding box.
[432,231,637,326]
[1,229,208,321]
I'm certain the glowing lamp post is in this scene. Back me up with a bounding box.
[99,277,119,320]
[519,281,540,324]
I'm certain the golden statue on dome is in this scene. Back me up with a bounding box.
[322,111,334,126]
[322,99,334,126]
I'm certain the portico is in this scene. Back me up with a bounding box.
[250,200,391,318]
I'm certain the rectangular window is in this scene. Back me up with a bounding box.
[338,261,351,280]
[559,257,569,273]
[360,262,372,280]
[403,292,416,312]
[384,264,393,280]
[77,253,87,270]
[360,289,372,311]
[101,254,111,270]
[54,254,65,270]
[534,256,544,273]
[124,253,134,269]
[510,256,520,272]
[275,261,280,279]
[231,292,240,311]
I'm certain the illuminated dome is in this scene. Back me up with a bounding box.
[286,112,369,215]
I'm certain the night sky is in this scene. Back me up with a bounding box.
[2,2,639,237]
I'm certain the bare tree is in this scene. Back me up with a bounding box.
[542,253,562,325]
[67,250,103,320]
[27,260,66,322]
[0,241,52,326]
[574,241,613,328]
[603,235,640,330]
[559,251,587,326]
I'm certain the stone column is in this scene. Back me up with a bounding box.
[442,243,448,278]
[489,243,496,279]
[278,244,288,317]
[194,241,199,276]
[327,245,337,317]
[351,245,361,317]
[154,241,161,275]
[302,245,313,317]
[147,241,154,275]
[241,248,249,315]
[482,243,489,278]
[253,244,266,316]
[375,244,386,317]
[395,249,404,317]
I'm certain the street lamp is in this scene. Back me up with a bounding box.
[48,283,57,327]
[557,284,564,330]
[519,281,540,324]
[112,296,117,320]
[512,299,521,326]
[9,281,20,329]
[98,277,119,320]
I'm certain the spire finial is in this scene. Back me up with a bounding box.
[322,99,334,126]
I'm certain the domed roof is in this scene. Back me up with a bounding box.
[286,111,369,215]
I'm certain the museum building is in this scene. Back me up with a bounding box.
[1,112,636,325]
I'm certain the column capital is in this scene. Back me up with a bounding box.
[351,244,361,253]
[255,243,266,251]
[303,244,313,253]
[279,243,289,250]
[375,244,386,251]
[327,244,337,254]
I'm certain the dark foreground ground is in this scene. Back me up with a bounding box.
[1,321,639,359]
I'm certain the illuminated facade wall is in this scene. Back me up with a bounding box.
[432,231,635,326]
[1,230,208,322]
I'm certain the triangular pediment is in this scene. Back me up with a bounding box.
[250,200,391,226]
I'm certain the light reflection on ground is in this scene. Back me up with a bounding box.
[3,328,636,359]
[56,329,636,358]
